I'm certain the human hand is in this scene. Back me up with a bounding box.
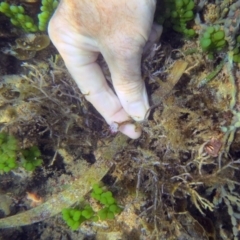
[48,0,162,139]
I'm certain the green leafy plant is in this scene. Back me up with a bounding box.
[0,132,43,173]
[21,146,43,171]
[0,0,58,32]
[91,184,122,220]
[62,184,122,230]
[157,0,196,37]
[232,47,240,63]
[232,36,240,63]
[38,0,58,31]
[62,205,96,230]
[0,2,38,32]
[200,26,227,53]
[0,132,18,173]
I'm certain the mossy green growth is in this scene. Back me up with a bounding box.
[21,146,43,171]
[200,26,227,53]
[62,184,122,230]
[0,132,18,173]
[0,2,38,32]
[156,0,196,37]
[38,0,58,31]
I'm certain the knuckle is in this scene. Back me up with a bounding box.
[116,80,143,96]
[105,33,146,60]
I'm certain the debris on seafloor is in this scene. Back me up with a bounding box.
[1,34,50,60]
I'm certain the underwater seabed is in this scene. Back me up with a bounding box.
[1,0,240,239]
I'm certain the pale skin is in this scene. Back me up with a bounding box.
[48,0,162,139]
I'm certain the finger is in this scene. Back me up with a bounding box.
[48,22,141,138]
[101,33,149,122]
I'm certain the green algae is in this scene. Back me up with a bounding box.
[0,134,127,228]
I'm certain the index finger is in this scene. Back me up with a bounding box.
[48,20,142,138]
